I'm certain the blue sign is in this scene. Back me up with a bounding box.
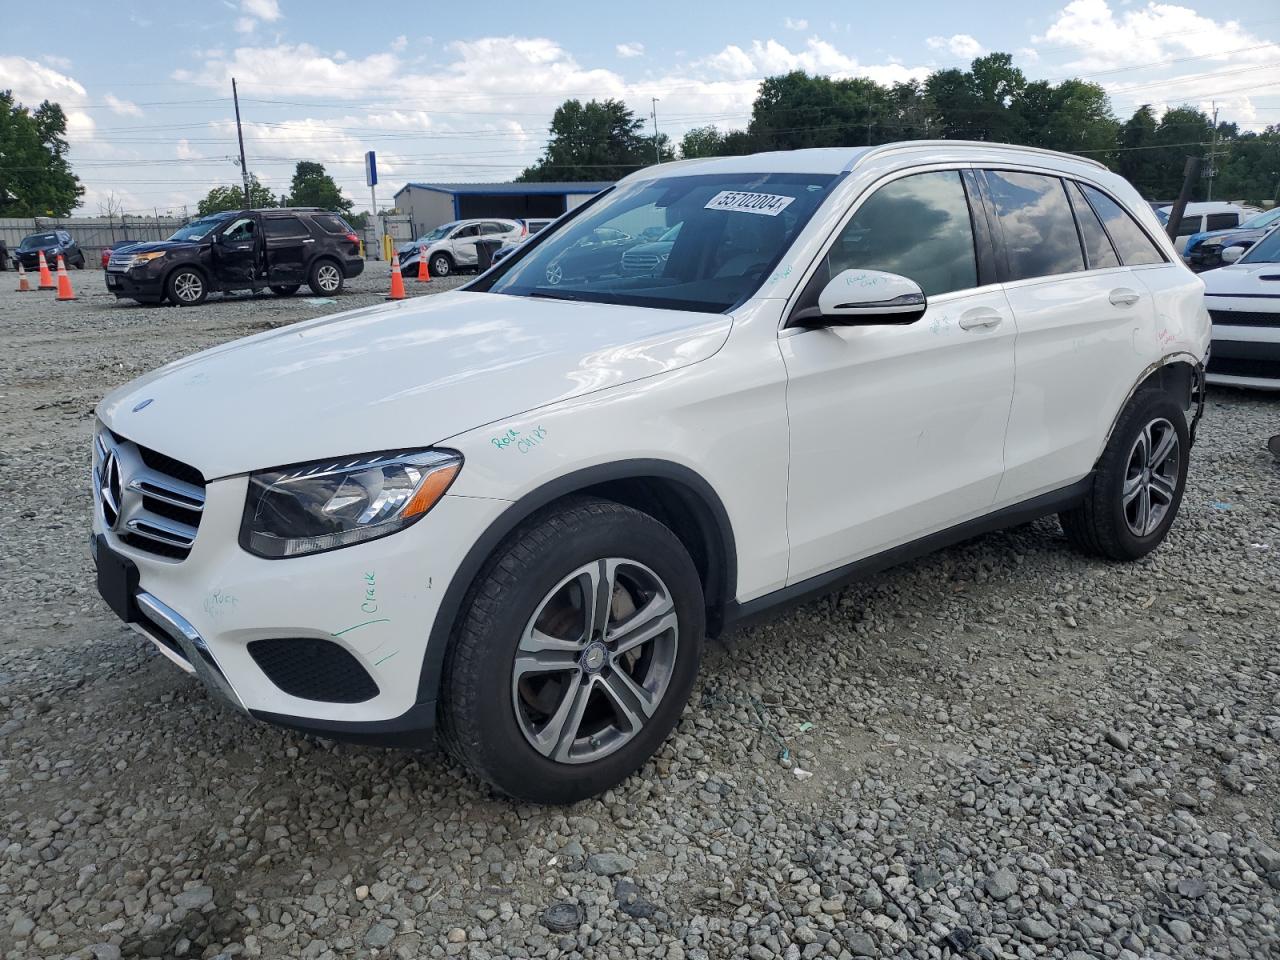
[365,151,378,187]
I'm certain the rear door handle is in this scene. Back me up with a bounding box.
[1109,288,1141,306]
[958,308,1004,331]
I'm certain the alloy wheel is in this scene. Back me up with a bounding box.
[173,272,203,303]
[316,264,340,292]
[1123,417,1180,537]
[511,558,679,764]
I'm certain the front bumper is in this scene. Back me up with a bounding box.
[1207,325,1280,389]
[105,268,164,301]
[91,442,507,743]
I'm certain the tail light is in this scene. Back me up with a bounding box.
[520,222,528,238]
[345,232,359,244]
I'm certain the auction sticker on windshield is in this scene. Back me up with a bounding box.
[704,191,796,216]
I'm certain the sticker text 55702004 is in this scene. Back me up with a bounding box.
[491,426,548,454]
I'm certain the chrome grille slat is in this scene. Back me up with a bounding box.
[93,425,205,562]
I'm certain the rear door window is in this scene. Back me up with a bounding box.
[1067,182,1120,269]
[311,214,352,234]
[983,170,1085,281]
[264,216,310,238]
[1079,185,1165,266]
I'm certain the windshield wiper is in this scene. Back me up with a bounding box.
[527,289,590,303]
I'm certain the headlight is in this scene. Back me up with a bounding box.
[240,449,461,558]
[128,251,166,269]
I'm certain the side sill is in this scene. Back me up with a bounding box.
[251,700,437,749]
[723,476,1092,630]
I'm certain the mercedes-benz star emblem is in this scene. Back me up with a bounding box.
[101,450,124,530]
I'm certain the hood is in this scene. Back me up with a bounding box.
[1202,260,1280,289]
[98,290,731,478]
[1188,227,1265,250]
[115,239,201,255]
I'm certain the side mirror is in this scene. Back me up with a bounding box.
[1220,244,1246,264]
[809,269,927,325]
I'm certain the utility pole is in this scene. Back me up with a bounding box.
[1165,156,1202,243]
[1206,101,1219,202]
[232,78,252,209]
[650,97,661,165]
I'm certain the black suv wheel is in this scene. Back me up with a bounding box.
[308,259,343,295]
[166,267,208,306]
[441,498,704,803]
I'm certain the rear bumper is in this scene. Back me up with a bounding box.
[343,258,364,279]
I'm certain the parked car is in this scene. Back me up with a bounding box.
[621,223,683,274]
[100,215,233,270]
[91,142,1207,803]
[104,208,363,305]
[14,229,85,270]
[1155,202,1253,254]
[520,217,556,237]
[542,226,636,283]
[1201,223,1280,389]
[1184,206,1280,271]
[398,219,522,277]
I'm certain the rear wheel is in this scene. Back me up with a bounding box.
[1060,389,1189,561]
[166,267,208,306]
[441,498,704,803]
[271,284,300,297]
[307,259,343,295]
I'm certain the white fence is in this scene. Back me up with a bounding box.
[0,216,187,258]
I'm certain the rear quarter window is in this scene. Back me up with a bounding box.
[1205,213,1240,231]
[1080,185,1165,266]
[311,214,353,234]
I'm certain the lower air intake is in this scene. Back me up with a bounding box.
[247,638,380,703]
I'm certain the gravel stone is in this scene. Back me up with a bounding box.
[1,278,1278,959]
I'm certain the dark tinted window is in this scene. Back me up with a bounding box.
[985,171,1084,280]
[1173,215,1201,237]
[311,213,352,234]
[480,222,509,235]
[1205,213,1239,231]
[454,224,480,238]
[264,216,309,238]
[1080,185,1164,266]
[826,170,977,297]
[1067,182,1120,269]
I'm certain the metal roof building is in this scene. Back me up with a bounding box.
[393,181,613,235]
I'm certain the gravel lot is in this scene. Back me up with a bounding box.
[1,270,1278,960]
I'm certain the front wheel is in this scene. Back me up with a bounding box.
[440,498,704,803]
[1060,389,1189,561]
[307,260,343,295]
[429,253,452,278]
[166,267,208,306]
[271,284,300,297]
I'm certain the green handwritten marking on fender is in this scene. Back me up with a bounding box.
[373,651,399,666]
[331,618,391,637]
[491,428,520,450]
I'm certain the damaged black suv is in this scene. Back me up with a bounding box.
[104,207,364,306]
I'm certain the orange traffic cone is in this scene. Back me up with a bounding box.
[385,254,406,301]
[37,250,54,290]
[15,262,31,292]
[55,254,77,301]
[416,244,432,283]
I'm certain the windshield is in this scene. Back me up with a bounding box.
[1240,227,1280,264]
[417,223,457,243]
[483,172,836,313]
[1241,207,1280,230]
[20,233,59,249]
[169,216,227,242]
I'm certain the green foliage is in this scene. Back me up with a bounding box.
[196,175,278,216]
[0,90,83,217]
[519,99,673,181]
[286,161,353,213]
[1214,128,1280,205]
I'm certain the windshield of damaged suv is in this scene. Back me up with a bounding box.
[482,172,836,312]
[169,216,229,242]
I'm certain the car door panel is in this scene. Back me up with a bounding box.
[263,217,311,285]
[452,226,480,266]
[213,215,260,289]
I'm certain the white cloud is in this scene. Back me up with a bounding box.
[42,54,73,71]
[926,34,985,59]
[1017,46,1040,64]
[176,138,202,160]
[616,42,644,58]
[0,56,94,141]
[784,17,808,31]
[235,17,256,34]
[104,93,142,117]
[700,37,932,86]
[391,34,408,53]
[242,0,281,21]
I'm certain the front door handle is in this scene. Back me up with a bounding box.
[958,308,1004,331]
[1109,288,1141,306]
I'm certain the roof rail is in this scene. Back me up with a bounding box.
[850,139,1108,172]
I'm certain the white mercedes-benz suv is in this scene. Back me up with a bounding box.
[93,142,1209,803]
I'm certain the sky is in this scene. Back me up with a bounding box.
[2,0,1278,217]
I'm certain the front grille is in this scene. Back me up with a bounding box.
[248,638,380,703]
[1207,355,1280,380]
[93,427,206,562]
[622,251,661,272]
[1209,308,1280,328]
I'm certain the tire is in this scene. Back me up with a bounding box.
[1060,389,1189,561]
[440,497,705,803]
[429,252,453,278]
[74,255,84,269]
[165,267,208,306]
[307,259,343,295]
[271,284,300,297]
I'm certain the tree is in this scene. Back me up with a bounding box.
[519,99,671,181]
[286,161,352,213]
[1214,127,1280,205]
[196,175,277,215]
[0,90,83,216]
